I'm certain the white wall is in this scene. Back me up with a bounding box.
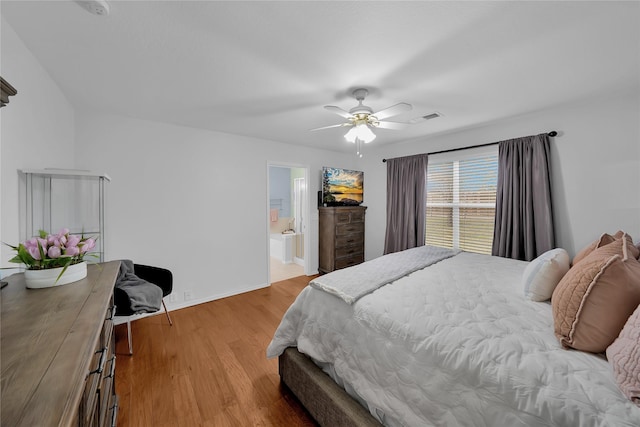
[74,112,354,310]
[1,14,357,311]
[0,17,76,266]
[360,89,640,260]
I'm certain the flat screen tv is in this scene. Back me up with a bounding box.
[322,167,364,206]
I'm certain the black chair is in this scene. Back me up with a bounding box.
[113,263,173,355]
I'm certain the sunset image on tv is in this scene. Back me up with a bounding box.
[322,167,363,205]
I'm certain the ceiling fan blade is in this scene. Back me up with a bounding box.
[376,121,409,130]
[372,102,412,120]
[324,105,354,119]
[310,123,350,131]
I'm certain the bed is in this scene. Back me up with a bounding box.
[267,245,640,426]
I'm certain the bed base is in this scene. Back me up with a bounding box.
[279,347,383,427]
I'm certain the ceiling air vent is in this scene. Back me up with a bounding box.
[422,112,441,120]
[408,112,441,124]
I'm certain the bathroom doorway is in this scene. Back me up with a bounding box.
[267,163,309,283]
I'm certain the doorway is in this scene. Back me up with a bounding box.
[267,163,310,283]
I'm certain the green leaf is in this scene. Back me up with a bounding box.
[3,241,19,250]
[16,244,36,267]
[37,241,47,263]
[54,258,74,284]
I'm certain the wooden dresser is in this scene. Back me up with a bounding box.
[319,206,367,274]
[1,261,120,427]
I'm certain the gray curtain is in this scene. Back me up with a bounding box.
[492,133,555,261]
[383,154,428,254]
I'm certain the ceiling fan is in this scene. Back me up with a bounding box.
[311,88,413,146]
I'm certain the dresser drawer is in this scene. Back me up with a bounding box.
[336,222,364,236]
[334,210,365,225]
[335,253,364,270]
[335,246,363,258]
[99,348,116,427]
[335,233,364,249]
[334,212,353,224]
[81,301,116,427]
[81,342,107,424]
[349,210,365,223]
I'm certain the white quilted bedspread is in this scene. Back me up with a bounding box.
[310,245,459,304]
[267,252,640,427]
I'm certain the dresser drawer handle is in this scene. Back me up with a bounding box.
[90,347,108,375]
[105,355,116,379]
[110,397,119,427]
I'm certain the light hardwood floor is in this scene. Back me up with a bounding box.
[114,275,318,427]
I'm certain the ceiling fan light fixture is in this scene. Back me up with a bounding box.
[344,122,376,144]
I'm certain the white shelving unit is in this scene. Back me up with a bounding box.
[19,169,110,262]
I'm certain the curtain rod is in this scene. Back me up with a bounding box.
[382,131,558,162]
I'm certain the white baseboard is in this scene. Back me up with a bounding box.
[164,282,270,312]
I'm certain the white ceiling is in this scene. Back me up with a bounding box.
[2,1,638,153]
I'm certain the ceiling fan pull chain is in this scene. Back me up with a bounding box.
[356,138,363,158]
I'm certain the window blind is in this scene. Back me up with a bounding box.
[426,149,498,255]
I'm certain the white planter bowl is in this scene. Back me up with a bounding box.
[24,262,88,289]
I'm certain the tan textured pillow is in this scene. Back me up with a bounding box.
[572,233,616,265]
[606,304,640,405]
[552,236,640,353]
[593,232,639,260]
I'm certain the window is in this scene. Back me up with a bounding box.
[426,146,498,255]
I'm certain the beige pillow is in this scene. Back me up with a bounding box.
[591,232,639,259]
[606,304,640,405]
[572,233,616,266]
[552,236,640,353]
[522,248,570,302]
[573,231,639,266]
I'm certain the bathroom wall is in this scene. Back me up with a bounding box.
[269,166,292,234]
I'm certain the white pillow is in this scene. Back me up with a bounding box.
[523,248,570,301]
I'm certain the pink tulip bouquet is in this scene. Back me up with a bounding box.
[5,228,97,270]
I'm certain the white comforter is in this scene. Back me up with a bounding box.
[267,252,640,427]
